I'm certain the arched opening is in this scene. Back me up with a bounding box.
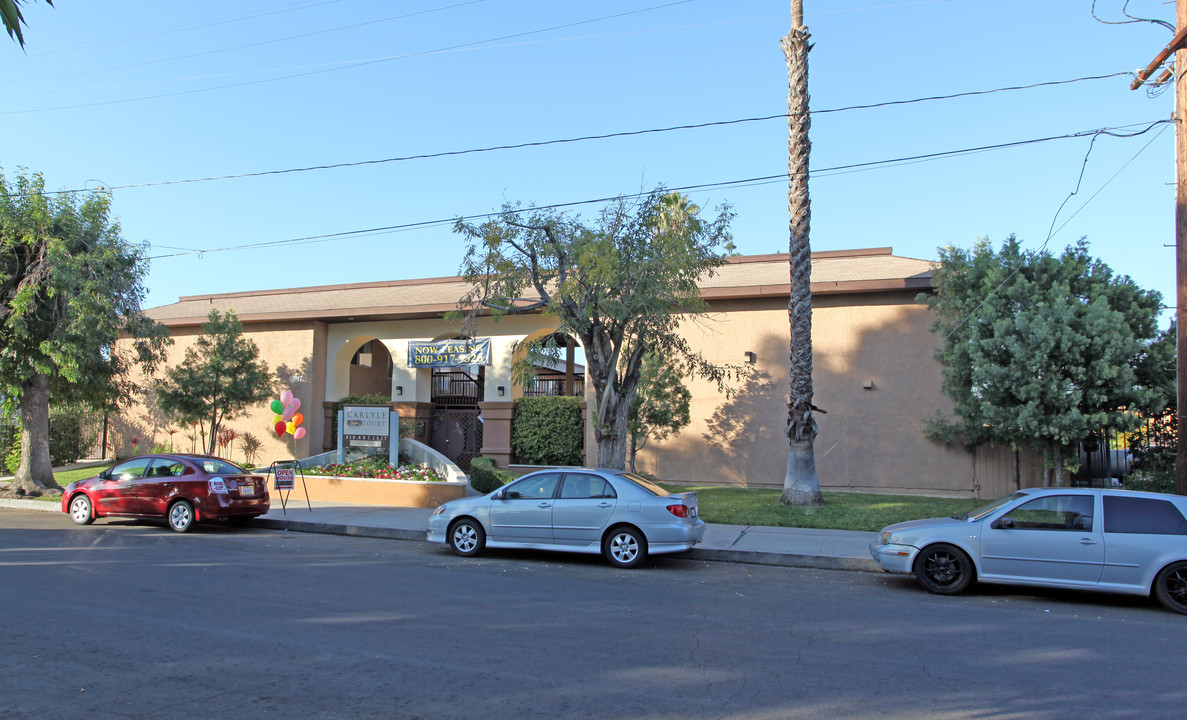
[517,331,585,398]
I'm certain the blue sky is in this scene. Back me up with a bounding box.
[1,0,1176,321]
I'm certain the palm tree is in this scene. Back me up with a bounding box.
[781,0,823,506]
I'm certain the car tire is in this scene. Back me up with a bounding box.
[167,499,195,533]
[1154,561,1187,615]
[68,494,94,526]
[448,518,485,557]
[603,526,647,569]
[913,543,974,595]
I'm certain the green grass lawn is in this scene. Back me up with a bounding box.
[662,484,984,533]
[19,464,982,531]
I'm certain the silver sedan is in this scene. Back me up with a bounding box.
[428,468,705,568]
[870,486,1187,614]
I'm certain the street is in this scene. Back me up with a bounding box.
[1,509,1184,720]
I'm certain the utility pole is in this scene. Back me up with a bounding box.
[1132,0,1187,495]
[781,0,823,506]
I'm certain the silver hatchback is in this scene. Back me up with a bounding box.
[870,487,1187,614]
[427,468,705,568]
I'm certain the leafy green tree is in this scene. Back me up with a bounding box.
[2,0,52,47]
[156,309,273,455]
[627,352,691,472]
[454,189,738,469]
[922,236,1163,486]
[1,167,169,496]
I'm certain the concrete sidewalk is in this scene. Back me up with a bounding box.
[253,500,880,571]
[0,495,880,572]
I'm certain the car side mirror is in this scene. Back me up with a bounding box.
[994,517,1015,530]
[493,489,505,500]
[505,491,521,499]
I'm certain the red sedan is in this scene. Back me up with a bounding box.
[62,454,270,532]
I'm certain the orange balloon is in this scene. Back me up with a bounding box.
[292,412,304,426]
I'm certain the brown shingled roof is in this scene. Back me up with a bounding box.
[146,247,934,327]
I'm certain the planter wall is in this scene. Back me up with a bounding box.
[293,474,467,507]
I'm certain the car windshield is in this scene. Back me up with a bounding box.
[956,491,1026,521]
[618,472,670,497]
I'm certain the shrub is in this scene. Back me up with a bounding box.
[511,396,584,466]
[469,457,514,493]
[1124,470,1176,495]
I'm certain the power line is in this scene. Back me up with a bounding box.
[0,0,694,116]
[1,1,487,88]
[47,71,1135,196]
[148,119,1171,260]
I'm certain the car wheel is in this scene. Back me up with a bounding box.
[448,518,485,557]
[167,500,195,533]
[1154,561,1187,615]
[913,543,973,595]
[603,526,647,569]
[68,495,94,525]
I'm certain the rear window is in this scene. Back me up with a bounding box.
[618,472,670,497]
[1103,495,1187,535]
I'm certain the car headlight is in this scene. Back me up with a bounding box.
[879,531,893,545]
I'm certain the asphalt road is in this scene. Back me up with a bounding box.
[2,509,1184,720]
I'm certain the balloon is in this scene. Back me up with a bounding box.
[286,421,296,435]
[293,427,306,440]
[270,399,284,414]
[280,390,294,405]
[272,413,283,425]
[274,421,286,437]
[292,412,304,427]
[281,405,295,422]
[289,397,301,411]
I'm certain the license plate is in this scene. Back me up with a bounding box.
[239,485,255,496]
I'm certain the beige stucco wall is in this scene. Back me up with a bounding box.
[636,292,977,496]
[116,321,322,465]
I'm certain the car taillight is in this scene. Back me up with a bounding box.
[666,504,690,518]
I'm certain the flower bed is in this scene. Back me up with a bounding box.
[305,454,447,483]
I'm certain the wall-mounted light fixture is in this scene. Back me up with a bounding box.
[863,380,875,390]
[497,386,505,397]
[744,351,757,364]
[395,386,403,396]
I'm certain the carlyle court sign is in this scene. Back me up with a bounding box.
[407,338,491,367]
[342,405,391,449]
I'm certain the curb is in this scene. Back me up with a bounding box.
[684,547,878,572]
[250,517,425,542]
[0,498,59,512]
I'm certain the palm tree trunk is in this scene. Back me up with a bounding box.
[781,0,822,507]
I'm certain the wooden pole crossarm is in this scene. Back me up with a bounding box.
[1131,23,1187,90]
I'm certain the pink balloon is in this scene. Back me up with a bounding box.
[289,397,301,412]
[280,390,294,405]
[281,405,295,421]
[293,427,306,440]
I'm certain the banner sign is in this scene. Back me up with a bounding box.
[407,338,491,367]
[343,405,391,449]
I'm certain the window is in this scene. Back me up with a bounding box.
[1103,495,1187,535]
[111,457,153,481]
[560,474,616,499]
[1001,495,1094,531]
[507,473,560,500]
[351,340,373,367]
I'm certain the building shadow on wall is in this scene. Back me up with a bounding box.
[691,298,967,492]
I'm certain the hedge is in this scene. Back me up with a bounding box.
[469,457,515,493]
[511,396,584,466]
